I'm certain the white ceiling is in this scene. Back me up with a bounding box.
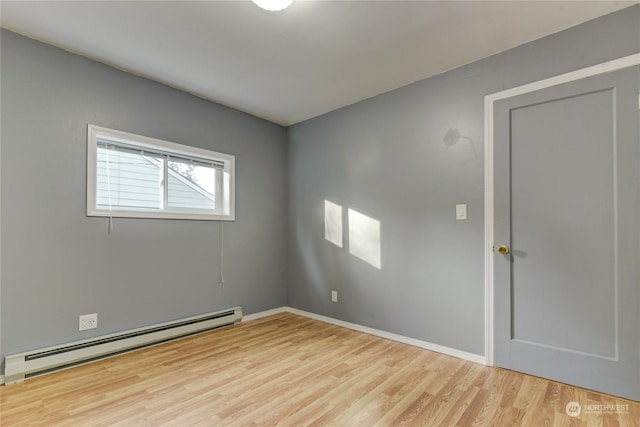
[1,1,636,126]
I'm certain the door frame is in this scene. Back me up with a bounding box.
[483,53,640,366]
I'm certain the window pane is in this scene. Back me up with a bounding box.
[167,158,215,210]
[88,125,235,221]
[96,146,162,210]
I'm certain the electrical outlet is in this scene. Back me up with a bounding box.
[331,291,338,303]
[79,313,98,331]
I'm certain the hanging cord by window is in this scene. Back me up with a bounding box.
[105,144,114,234]
[219,221,225,288]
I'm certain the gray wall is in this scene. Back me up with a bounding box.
[0,30,288,362]
[287,5,640,356]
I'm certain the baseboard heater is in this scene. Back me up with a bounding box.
[4,306,242,385]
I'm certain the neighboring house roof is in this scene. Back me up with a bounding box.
[145,155,215,202]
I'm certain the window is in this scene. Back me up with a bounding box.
[87,125,234,221]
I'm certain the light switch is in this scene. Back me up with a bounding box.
[456,204,467,220]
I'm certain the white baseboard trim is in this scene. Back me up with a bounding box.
[241,307,287,323]
[279,306,485,364]
[241,306,486,365]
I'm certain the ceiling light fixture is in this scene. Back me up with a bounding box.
[252,0,293,12]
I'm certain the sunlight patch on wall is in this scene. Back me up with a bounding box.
[348,208,381,269]
[324,200,343,248]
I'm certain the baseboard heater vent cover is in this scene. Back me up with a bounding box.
[4,306,242,385]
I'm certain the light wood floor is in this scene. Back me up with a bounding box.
[1,313,638,426]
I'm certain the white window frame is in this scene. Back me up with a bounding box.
[87,125,235,221]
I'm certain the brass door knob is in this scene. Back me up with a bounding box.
[497,245,510,255]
